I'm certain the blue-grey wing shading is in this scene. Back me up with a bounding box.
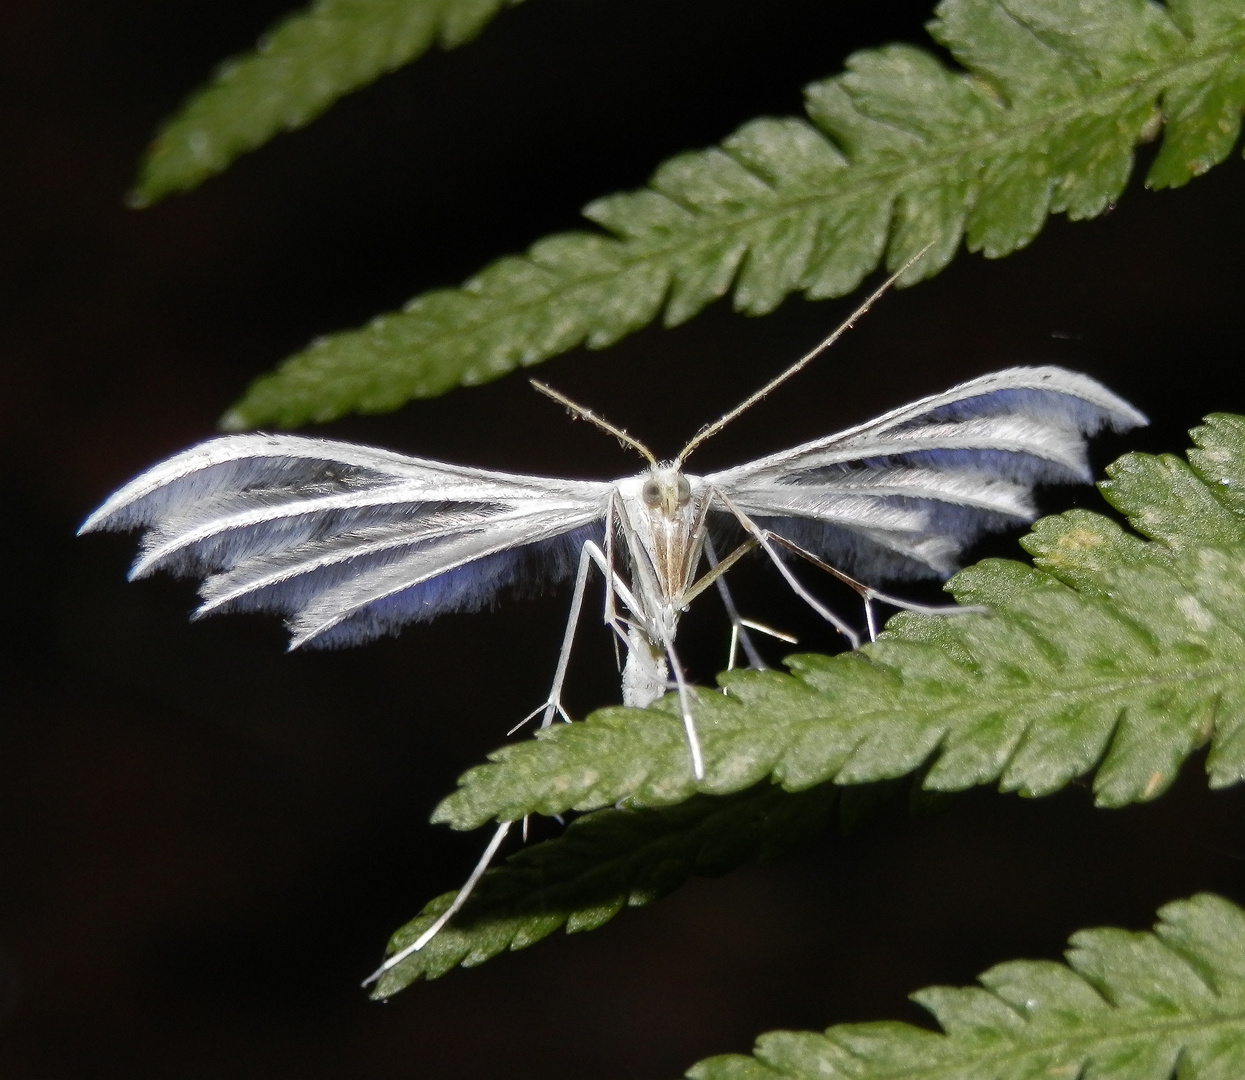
[80,434,612,648]
[705,366,1147,580]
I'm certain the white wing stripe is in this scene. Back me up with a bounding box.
[285,509,599,647]
[729,471,1034,517]
[80,433,611,534]
[196,505,586,615]
[129,483,602,580]
[708,415,1095,486]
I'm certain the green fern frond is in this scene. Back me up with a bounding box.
[370,781,839,997]
[224,0,1245,428]
[132,0,524,207]
[433,414,1245,831]
[689,893,1245,1080]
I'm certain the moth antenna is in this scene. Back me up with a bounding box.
[531,380,657,465]
[676,241,936,464]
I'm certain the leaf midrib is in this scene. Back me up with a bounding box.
[782,647,1244,744]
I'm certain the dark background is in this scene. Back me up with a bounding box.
[4,2,1245,1077]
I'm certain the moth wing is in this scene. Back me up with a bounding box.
[81,433,612,648]
[705,366,1146,579]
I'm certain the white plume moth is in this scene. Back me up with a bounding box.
[80,262,1147,980]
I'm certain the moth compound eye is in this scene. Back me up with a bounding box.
[641,479,663,507]
[675,475,691,504]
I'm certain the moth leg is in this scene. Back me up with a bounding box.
[695,535,767,670]
[603,493,620,649]
[362,819,513,988]
[584,539,643,651]
[509,538,643,736]
[508,543,594,734]
[855,587,987,620]
[765,534,985,642]
[598,493,653,655]
[662,635,704,780]
[763,533,884,641]
[709,488,862,649]
[537,541,595,730]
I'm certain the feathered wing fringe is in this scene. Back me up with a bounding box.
[709,367,1147,578]
[81,434,613,648]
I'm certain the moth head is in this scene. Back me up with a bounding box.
[640,467,693,517]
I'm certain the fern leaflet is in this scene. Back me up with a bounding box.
[371,781,840,997]
[132,0,525,207]
[223,0,1245,427]
[433,414,1245,829]
[690,894,1245,1080]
